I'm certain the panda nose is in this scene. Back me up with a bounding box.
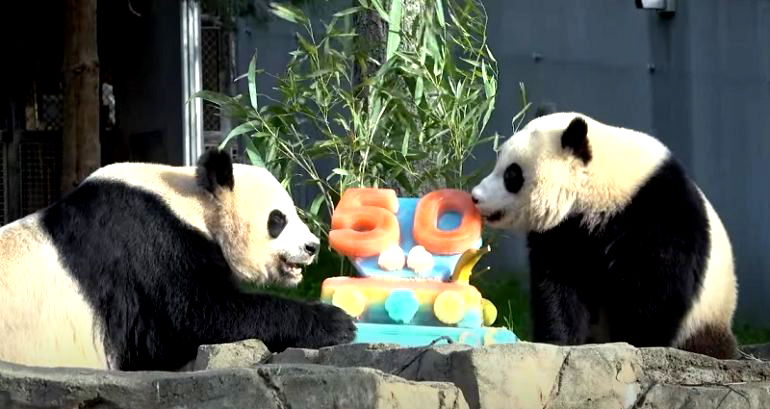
[304,241,319,256]
[471,194,479,204]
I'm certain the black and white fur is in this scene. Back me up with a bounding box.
[0,149,355,370]
[471,112,738,359]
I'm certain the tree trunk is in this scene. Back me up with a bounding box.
[62,0,100,194]
[352,5,387,105]
[352,0,424,95]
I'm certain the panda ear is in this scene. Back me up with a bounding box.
[196,148,235,194]
[561,117,592,164]
[534,102,557,118]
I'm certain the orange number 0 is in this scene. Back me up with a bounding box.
[413,189,481,255]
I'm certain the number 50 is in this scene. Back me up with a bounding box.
[329,188,481,258]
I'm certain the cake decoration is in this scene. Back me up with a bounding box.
[384,289,420,324]
[406,245,434,274]
[378,244,406,271]
[321,187,519,347]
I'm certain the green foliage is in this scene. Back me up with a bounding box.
[734,322,770,345]
[195,0,526,243]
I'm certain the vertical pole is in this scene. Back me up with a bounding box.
[181,0,203,166]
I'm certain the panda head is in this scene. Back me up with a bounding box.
[196,149,320,287]
[471,112,669,232]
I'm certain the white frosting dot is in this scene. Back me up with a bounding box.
[407,245,434,275]
[378,244,405,271]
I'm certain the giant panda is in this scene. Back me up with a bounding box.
[0,149,355,371]
[470,112,738,359]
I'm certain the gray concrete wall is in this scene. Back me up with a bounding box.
[479,0,770,325]
[234,0,770,325]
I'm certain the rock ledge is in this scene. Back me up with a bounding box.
[2,340,769,409]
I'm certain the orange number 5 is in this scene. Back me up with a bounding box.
[329,188,400,258]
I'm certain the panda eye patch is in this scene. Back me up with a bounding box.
[504,163,524,194]
[267,210,287,239]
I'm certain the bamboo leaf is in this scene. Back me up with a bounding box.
[191,90,236,107]
[511,82,532,132]
[333,6,362,18]
[459,58,481,68]
[481,61,494,99]
[394,172,414,194]
[242,136,265,167]
[386,0,403,60]
[436,0,446,28]
[425,32,440,61]
[309,194,325,216]
[305,69,334,79]
[269,2,308,25]
[401,128,410,156]
[248,53,258,110]
[414,76,424,104]
[219,120,259,150]
[482,99,495,131]
[369,0,390,23]
[296,33,317,56]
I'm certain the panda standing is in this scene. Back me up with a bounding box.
[0,149,355,370]
[471,112,738,359]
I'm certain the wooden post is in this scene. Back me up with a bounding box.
[61,0,100,194]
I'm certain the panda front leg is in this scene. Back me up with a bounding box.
[527,231,592,345]
[530,273,591,345]
[193,291,357,353]
[602,246,694,349]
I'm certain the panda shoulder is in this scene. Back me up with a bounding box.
[85,162,194,185]
[79,162,205,205]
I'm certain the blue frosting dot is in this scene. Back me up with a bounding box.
[385,289,420,324]
[457,310,483,329]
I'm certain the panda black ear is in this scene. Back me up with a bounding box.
[534,102,557,118]
[196,148,234,194]
[561,117,592,164]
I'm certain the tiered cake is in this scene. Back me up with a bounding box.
[320,187,518,347]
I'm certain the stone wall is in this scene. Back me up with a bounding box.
[1,340,769,409]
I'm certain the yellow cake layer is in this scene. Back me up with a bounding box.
[320,276,488,328]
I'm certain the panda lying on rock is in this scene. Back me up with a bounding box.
[0,149,355,371]
[472,112,738,360]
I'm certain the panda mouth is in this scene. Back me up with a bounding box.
[278,256,305,277]
[484,210,505,223]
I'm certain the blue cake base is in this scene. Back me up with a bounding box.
[353,322,518,347]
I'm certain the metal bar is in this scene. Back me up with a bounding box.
[180,0,203,166]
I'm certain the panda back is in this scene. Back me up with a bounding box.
[0,213,110,368]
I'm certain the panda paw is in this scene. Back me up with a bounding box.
[303,302,357,348]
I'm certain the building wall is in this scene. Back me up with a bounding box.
[234,0,770,325]
[482,0,770,325]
